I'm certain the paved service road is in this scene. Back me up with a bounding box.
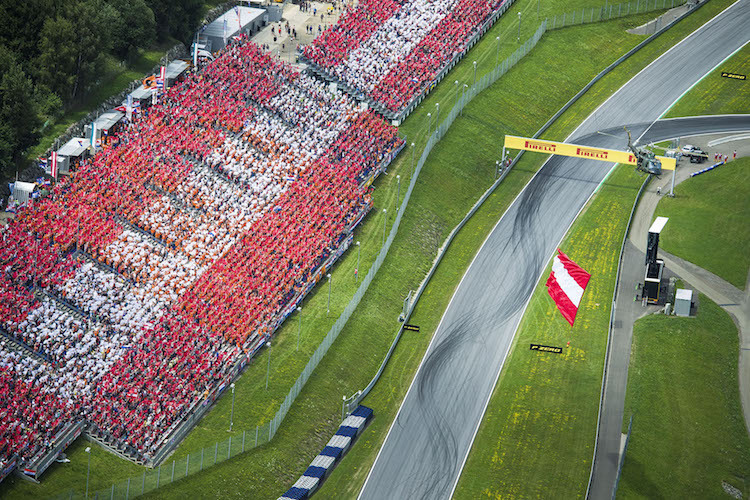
[590,116,750,500]
[359,2,750,499]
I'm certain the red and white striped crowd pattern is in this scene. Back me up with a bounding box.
[0,35,403,467]
[303,0,508,115]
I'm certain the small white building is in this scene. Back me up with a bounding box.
[675,288,693,317]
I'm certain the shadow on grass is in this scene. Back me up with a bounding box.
[619,457,666,499]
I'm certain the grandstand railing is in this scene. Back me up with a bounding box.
[22,421,85,483]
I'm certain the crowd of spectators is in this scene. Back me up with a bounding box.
[0,342,80,464]
[0,34,403,467]
[303,0,506,115]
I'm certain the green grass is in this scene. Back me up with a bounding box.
[618,293,750,498]
[0,1,732,498]
[27,41,175,162]
[142,11,668,500]
[665,41,750,118]
[655,157,750,289]
[454,165,644,499]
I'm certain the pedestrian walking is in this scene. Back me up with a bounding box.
[733,150,737,160]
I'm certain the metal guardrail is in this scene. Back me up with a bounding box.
[348,0,704,432]
[584,1,708,497]
[52,0,705,495]
[345,21,549,413]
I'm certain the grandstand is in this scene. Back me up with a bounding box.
[0,34,403,481]
[301,0,512,121]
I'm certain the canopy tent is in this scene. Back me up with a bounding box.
[202,6,266,52]
[86,110,125,146]
[58,138,91,158]
[12,181,36,205]
[130,85,155,101]
[94,111,124,132]
[56,137,91,174]
[165,60,190,84]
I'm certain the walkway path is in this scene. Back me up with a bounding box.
[590,150,750,498]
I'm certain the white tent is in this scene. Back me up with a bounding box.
[12,181,36,205]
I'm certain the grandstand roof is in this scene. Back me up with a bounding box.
[93,111,124,131]
[130,85,154,101]
[165,60,190,80]
[58,137,90,157]
[203,6,265,40]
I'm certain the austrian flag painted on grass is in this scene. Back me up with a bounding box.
[546,249,591,326]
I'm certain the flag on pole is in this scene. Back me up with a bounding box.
[545,249,591,326]
[157,66,165,89]
[223,19,228,45]
[193,36,199,67]
[235,6,241,30]
[50,152,58,180]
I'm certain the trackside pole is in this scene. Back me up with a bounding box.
[669,166,676,196]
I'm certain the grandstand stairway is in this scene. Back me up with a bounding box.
[144,182,203,219]
[0,330,49,364]
[85,430,147,466]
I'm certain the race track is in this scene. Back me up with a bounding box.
[358,2,750,499]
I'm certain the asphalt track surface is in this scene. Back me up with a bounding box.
[358,2,750,499]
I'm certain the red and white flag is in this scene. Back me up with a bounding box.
[50,152,58,180]
[546,249,591,326]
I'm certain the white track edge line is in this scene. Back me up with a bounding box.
[360,2,743,496]
[451,2,747,498]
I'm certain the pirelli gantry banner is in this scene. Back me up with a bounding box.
[504,135,676,170]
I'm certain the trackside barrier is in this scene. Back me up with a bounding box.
[344,21,547,414]
[548,0,687,30]
[57,0,706,495]
[277,406,373,500]
[586,2,708,497]
[611,415,634,499]
[690,161,724,176]
[584,173,649,497]
[347,0,706,445]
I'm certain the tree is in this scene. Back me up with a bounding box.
[0,48,41,178]
[36,0,119,102]
[36,16,78,101]
[0,1,59,68]
[147,0,203,44]
[110,0,156,59]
